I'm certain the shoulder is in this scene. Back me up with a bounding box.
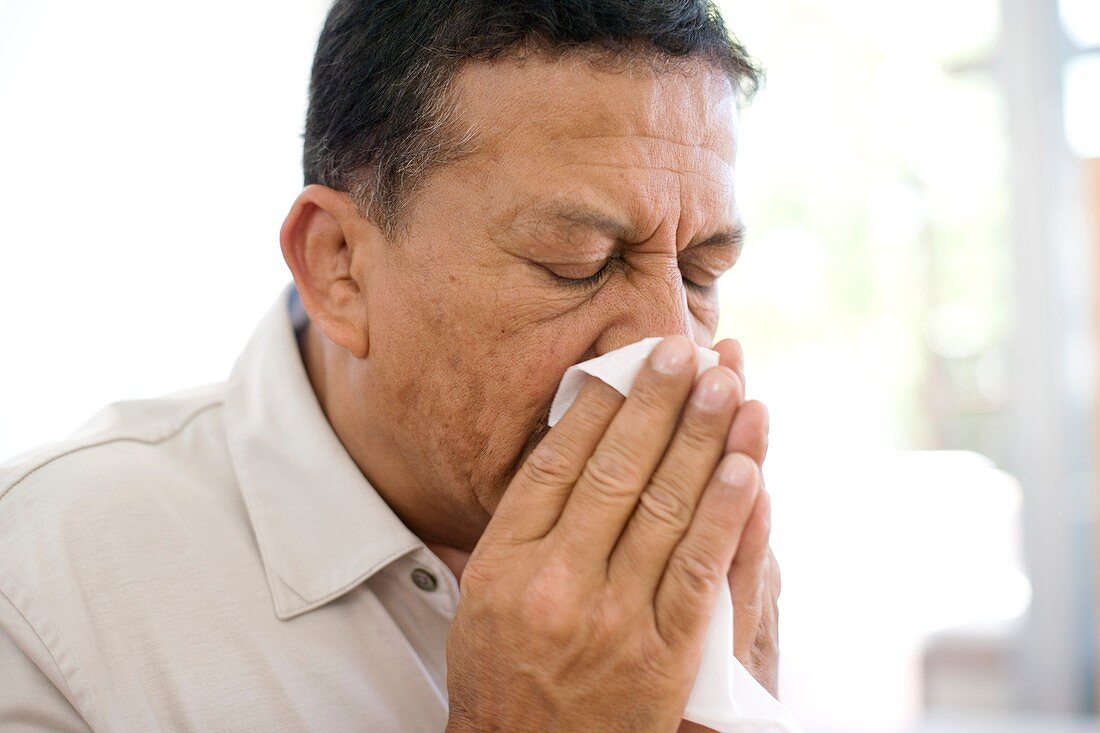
[0,381,227,505]
[0,383,241,729]
[0,383,233,585]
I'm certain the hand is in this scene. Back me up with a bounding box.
[445,336,762,733]
[678,340,781,733]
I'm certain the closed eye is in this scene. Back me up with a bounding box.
[682,277,709,292]
[679,239,740,293]
[548,256,618,289]
[550,258,719,292]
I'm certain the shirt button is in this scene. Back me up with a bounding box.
[411,568,437,592]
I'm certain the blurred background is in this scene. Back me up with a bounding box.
[0,1,1097,731]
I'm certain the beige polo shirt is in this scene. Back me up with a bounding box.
[0,284,460,732]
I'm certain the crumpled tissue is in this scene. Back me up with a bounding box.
[548,337,804,733]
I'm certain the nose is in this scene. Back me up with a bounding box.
[594,268,696,355]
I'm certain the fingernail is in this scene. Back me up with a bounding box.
[718,453,751,485]
[691,368,735,412]
[651,337,693,375]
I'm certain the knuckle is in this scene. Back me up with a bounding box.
[637,480,695,532]
[675,411,725,453]
[734,592,765,623]
[762,613,780,646]
[589,597,628,638]
[457,560,494,596]
[625,379,675,415]
[581,446,640,500]
[670,549,725,597]
[755,627,780,659]
[567,385,622,432]
[519,561,575,636]
[636,635,678,683]
[457,544,512,596]
[522,442,576,485]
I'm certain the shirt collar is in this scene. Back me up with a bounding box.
[224,283,423,620]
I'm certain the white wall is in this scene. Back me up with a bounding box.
[0,0,330,457]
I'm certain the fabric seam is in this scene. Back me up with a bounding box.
[0,399,224,505]
[0,572,99,730]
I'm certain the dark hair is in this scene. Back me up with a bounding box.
[304,0,763,238]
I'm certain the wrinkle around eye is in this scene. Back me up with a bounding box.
[679,262,730,290]
[546,254,623,289]
[685,284,721,328]
[678,240,739,286]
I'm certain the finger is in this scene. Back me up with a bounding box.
[725,399,769,465]
[755,593,781,697]
[737,548,781,697]
[486,375,624,545]
[730,489,771,659]
[732,489,772,578]
[609,366,743,598]
[653,452,761,647]
[550,336,697,565]
[713,339,745,392]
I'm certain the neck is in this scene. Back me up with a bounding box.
[299,321,477,582]
[425,542,472,583]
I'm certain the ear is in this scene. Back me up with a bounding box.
[280,185,382,359]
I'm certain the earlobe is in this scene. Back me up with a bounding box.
[279,184,373,359]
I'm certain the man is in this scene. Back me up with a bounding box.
[0,1,782,731]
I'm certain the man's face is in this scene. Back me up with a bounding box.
[362,55,743,542]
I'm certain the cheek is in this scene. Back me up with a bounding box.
[398,343,564,503]
[442,341,589,507]
[372,250,611,491]
[381,293,598,487]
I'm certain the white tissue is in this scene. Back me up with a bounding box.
[548,337,804,733]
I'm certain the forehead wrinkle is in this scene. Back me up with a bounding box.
[506,199,638,244]
[563,131,736,159]
[529,138,736,209]
[517,157,734,226]
[484,136,737,253]
[497,152,739,247]
[545,161,734,191]
[542,133,736,177]
[536,203,635,241]
[508,196,744,258]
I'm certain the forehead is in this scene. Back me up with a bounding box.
[447,54,740,237]
[456,52,736,141]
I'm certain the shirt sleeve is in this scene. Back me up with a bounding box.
[0,594,92,733]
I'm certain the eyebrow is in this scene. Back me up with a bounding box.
[523,202,746,254]
[526,204,635,242]
[691,225,746,255]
